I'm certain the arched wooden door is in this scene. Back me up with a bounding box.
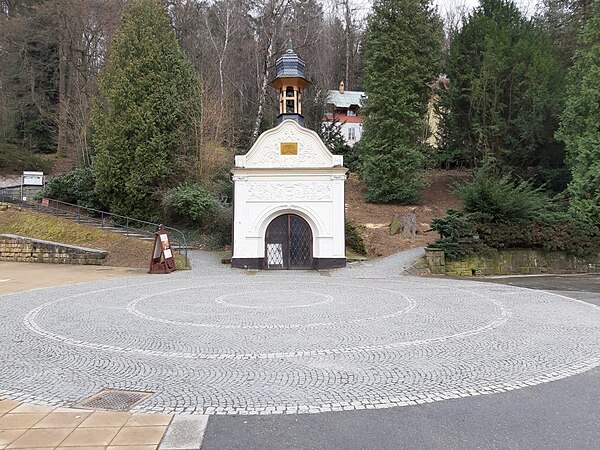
[265,214,313,269]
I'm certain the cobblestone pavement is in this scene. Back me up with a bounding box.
[2,251,600,416]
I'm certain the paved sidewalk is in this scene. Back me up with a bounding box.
[0,262,143,295]
[0,397,172,449]
[3,250,600,449]
[0,262,204,450]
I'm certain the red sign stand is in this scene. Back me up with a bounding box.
[149,224,176,274]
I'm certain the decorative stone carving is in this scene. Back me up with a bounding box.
[244,121,333,168]
[248,182,332,201]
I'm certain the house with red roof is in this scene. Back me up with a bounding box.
[322,81,366,147]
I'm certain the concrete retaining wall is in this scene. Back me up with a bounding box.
[426,247,600,276]
[0,234,108,265]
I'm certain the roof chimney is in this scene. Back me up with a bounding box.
[339,81,345,94]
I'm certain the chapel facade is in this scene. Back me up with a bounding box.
[231,47,347,270]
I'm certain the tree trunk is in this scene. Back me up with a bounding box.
[343,0,352,89]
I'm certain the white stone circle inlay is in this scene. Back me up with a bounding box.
[1,275,600,416]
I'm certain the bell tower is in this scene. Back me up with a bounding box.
[269,44,311,126]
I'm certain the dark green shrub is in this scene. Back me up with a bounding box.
[319,121,360,171]
[455,172,551,222]
[430,210,483,259]
[204,203,232,249]
[41,167,103,209]
[162,183,216,226]
[430,171,600,259]
[345,221,367,255]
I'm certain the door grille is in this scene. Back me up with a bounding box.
[265,214,312,269]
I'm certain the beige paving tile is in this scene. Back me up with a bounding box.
[0,401,20,415]
[106,446,157,450]
[59,427,120,447]
[5,448,55,450]
[9,404,55,414]
[124,414,172,427]
[56,447,106,450]
[7,427,72,448]
[0,413,48,429]
[53,407,93,414]
[109,426,167,446]
[79,412,131,428]
[0,430,25,447]
[33,412,91,429]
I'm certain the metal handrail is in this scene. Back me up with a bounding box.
[0,188,189,268]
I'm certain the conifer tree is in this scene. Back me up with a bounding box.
[557,6,600,235]
[92,0,201,220]
[359,0,442,203]
[439,0,564,189]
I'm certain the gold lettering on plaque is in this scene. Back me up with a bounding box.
[280,142,298,155]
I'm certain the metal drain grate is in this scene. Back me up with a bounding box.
[74,389,153,411]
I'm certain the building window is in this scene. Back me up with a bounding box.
[286,86,294,97]
[347,109,356,117]
[348,127,356,140]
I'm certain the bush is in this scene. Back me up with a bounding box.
[41,167,103,209]
[162,183,216,225]
[319,121,360,171]
[429,210,483,259]
[430,171,600,259]
[455,172,551,222]
[204,203,232,249]
[345,221,367,255]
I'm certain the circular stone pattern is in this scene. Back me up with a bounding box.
[1,273,600,415]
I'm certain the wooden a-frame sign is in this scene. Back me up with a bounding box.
[149,224,176,274]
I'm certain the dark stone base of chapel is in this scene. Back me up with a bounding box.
[231,257,346,270]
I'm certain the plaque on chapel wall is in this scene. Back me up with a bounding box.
[280,142,298,155]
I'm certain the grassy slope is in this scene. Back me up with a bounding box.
[0,209,188,268]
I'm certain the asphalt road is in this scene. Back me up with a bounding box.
[202,273,600,450]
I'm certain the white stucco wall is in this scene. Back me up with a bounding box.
[339,121,362,147]
[321,120,363,147]
[232,120,347,262]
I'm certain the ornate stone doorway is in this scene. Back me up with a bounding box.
[265,214,313,269]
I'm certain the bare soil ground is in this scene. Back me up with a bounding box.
[345,170,469,258]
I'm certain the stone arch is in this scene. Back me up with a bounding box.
[253,204,324,240]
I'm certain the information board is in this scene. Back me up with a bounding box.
[149,224,176,274]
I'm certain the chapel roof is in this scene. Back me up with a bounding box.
[275,46,306,79]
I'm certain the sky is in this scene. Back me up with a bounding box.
[434,0,542,20]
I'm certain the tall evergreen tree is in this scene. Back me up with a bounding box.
[439,0,565,189]
[557,6,600,235]
[359,0,442,203]
[93,0,201,220]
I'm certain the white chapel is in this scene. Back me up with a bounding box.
[231,47,347,270]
